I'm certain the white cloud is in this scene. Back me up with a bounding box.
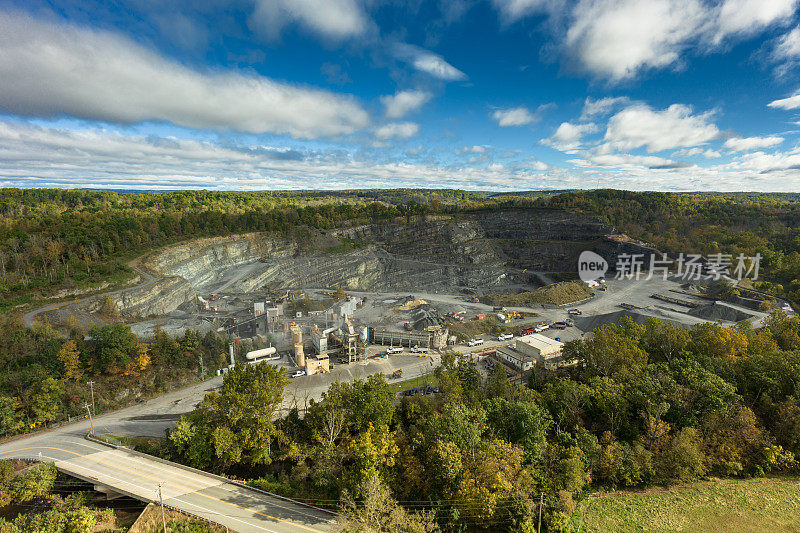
[0,120,568,191]
[724,136,784,151]
[250,0,370,41]
[768,91,800,110]
[380,90,432,119]
[542,122,598,151]
[2,120,798,192]
[393,43,467,81]
[563,0,797,81]
[0,11,369,139]
[492,0,563,23]
[711,0,797,45]
[580,96,630,120]
[457,145,491,154]
[574,152,689,169]
[492,107,538,127]
[774,26,800,61]
[723,146,800,172]
[566,0,705,81]
[604,103,721,152]
[375,122,420,140]
[674,147,722,158]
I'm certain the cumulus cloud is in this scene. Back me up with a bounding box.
[565,0,705,81]
[250,0,370,41]
[542,122,598,151]
[549,0,799,81]
[375,122,420,140]
[604,103,722,152]
[768,91,800,110]
[724,136,784,151]
[0,11,369,139]
[393,43,467,81]
[491,107,539,127]
[380,90,432,119]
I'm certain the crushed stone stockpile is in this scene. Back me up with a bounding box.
[688,302,754,323]
[575,309,684,333]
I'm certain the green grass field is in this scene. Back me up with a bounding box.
[387,373,439,393]
[572,477,800,533]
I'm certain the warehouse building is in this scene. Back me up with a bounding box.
[496,334,565,371]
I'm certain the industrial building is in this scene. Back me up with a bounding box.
[371,325,448,349]
[496,334,566,371]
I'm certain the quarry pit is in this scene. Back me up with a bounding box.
[36,209,789,378]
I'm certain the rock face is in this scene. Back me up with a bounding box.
[141,209,616,296]
[83,276,195,318]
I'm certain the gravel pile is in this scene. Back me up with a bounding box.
[688,302,754,322]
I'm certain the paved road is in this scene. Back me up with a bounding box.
[0,432,334,533]
[22,255,158,328]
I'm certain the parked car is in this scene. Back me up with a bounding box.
[290,370,306,378]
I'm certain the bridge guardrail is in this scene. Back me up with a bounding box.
[85,433,340,518]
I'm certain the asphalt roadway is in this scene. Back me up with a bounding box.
[0,353,442,532]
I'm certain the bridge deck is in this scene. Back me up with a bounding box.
[0,437,334,533]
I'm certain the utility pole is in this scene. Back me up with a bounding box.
[537,492,545,533]
[198,352,205,379]
[157,483,167,533]
[87,380,96,417]
[84,403,94,435]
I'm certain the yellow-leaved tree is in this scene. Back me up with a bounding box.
[56,340,82,380]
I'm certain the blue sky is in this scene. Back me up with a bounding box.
[2,0,800,191]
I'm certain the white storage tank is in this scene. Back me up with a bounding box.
[246,347,278,360]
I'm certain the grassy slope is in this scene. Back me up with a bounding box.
[574,477,800,533]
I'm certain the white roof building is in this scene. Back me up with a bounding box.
[496,334,565,371]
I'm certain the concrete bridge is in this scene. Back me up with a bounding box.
[0,429,334,533]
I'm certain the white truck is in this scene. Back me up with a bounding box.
[386,346,404,355]
[467,338,484,347]
[497,333,513,341]
[410,345,428,354]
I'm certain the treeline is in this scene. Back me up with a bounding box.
[550,190,800,303]
[163,313,800,532]
[0,317,230,437]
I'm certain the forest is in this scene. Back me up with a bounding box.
[156,313,800,532]
[0,317,231,438]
